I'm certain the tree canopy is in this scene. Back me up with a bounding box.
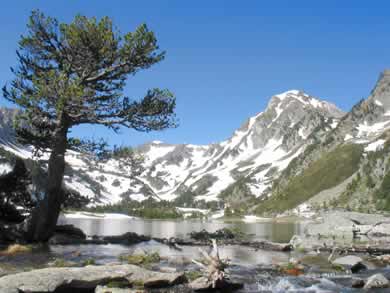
[3,10,177,151]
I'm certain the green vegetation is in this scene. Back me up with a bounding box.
[82,258,96,266]
[185,270,203,281]
[85,198,183,219]
[106,280,131,288]
[119,252,160,266]
[52,258,76,268]
[375,171,390,211]
[84,196,220,219]
[255,144,364,215]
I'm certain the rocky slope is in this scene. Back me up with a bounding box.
[256,70,390,215]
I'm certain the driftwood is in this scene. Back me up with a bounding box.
[191,239,242,291]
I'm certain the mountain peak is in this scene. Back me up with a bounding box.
[369,69,390,110]
[268,90,344,119]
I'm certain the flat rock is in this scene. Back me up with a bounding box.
[95,284,193,293]
[0,264,187,293]
[332,255,367,273]
[364,273,390,289]
[96,286,133,293]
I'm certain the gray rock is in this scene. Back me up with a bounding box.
[132,247,147,256]
[0,264,187,293]
[49,224,87,245]
[96,286,132,293]
[332,255,367,273]
[289,235,303,249]
[167,256,192,266]
[364,273,390,289]
[159,267,177,273]
[351,278,365,288]
[103,232,150,245]
[190,276,243,292]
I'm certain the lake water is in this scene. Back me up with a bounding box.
[3,216,385,292]
[57,215,302,243]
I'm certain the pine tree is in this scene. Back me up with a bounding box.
[3,10,176,242]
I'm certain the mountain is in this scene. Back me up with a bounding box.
[0,90,343,206]
[135,90,343,204]
[256,70,390,215]
[2,71,390,215]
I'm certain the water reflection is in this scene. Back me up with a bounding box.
[58,216,301,243]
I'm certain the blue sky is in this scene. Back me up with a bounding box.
[0,0,389,146]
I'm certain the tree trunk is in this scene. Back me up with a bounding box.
[25,118,69,242]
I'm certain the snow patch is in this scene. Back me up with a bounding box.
[63,212,136,220]
[375,100,383,106]
[344,134,353,141]
[365,139,386,152]
[357,120,390,137]
[243,215,271,223]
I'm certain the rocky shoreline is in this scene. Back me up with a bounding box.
[1,211,390,292]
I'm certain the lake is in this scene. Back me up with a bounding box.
[57,214,303,243]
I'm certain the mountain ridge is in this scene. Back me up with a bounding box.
[2,72,390,216]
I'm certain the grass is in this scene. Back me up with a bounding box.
[82,258,96,266]
[255,144,364,214]
[184,270,203,281]
[52,258,76,267]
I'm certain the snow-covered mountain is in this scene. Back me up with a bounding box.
[0,90,344,205]
[260,70,390,215]
[134,90,344,202]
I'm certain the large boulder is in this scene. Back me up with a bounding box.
[364,273,390,289]
[332,255,367,273]
[103,232,150,245]
[48,225,87,245]
[0,264,187,293]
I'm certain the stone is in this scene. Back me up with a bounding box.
[103,232,150,245]
[95,286,133,293]
[190,276,243,292]
[289,235,303,249]
[167,256,192,266]
[49,225,87,245]
[0,264,187,293]
[332,255,367,273]
[133,247,147,256]
[364,273,390,289]
[351,278,365,288]
[95,284,193,293]
[376,254,390,265]
[159,267,177,273]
